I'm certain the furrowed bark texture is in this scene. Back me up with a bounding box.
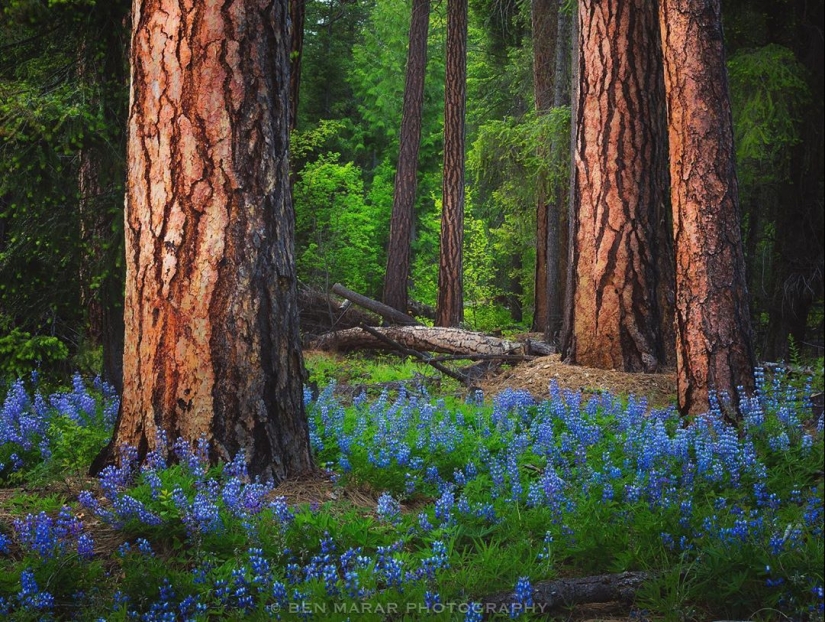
[79,147,126,395]
[77,24,128,395]
[436,0,467,328]
[115,0,313,482]
[564,0,674,373]
[530,0,559,333]
[658,0,755,416]
[383,0,430,313]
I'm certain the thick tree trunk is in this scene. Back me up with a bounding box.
[111,0,313,482]
[383,0,430,313]
[436,0,468,328]
[560,8,579,357]
[76,24,128,395]
[530,0,560,333]
[77,147,125,395]
[78,147,105,347]
[309,326,521,356]
[562,0,674,374]
[658,0,755,417]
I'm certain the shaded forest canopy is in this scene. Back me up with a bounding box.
[0,0,822,382]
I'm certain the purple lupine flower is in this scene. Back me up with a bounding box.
[77,533,95,559]
[377,492,401,524]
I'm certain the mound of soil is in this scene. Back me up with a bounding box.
[478,353,677,409]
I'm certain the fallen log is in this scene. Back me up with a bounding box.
[331,283,421,326]
[428,353,535,362]
[298,286,380,337]
[479,571,649,619]
[360,324,469,384]
[308,325,523,356]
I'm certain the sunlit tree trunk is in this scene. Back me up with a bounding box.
[436,0,468,328]
[659,0,755,417]
[107,0,313,482]
[384,0,430,313]
[562,0,674,373]
[530,0,559,333]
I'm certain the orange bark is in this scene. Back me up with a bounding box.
[436,0,467,328]
[564,0,674,373]
[111,0,313,481]
[658,0,755,416]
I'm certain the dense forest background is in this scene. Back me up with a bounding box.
[1,0,822,382]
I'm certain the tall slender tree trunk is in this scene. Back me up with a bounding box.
[544,4,572,344]
[383,0,430,313]
[436,0,468,328]
[562,0,674,373]
[106,0,313,482]
[76,17,128,395]
[530,0,560,333]
[658,0,755,417]
[289,0,304,132]
[561,6,579,355]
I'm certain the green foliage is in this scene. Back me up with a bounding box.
[294,154,387,297]
[305,351,456,398]
[729,44,809,185]
[467,108,570,316]
[348,0,445,171]
[0,329,68,380]
[0,1,128,358]
[1,365,823,619]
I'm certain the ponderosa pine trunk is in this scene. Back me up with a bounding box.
[563,0,674,373]
[383,0,430,313]
[658,0,755,416]
[108,0,313,482]
[436,0,468,328]
[530,0,560,333]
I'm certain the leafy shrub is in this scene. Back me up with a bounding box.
[0,330,68,381]
[0,373,117,483]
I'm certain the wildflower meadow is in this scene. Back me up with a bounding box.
[0,365,823,620]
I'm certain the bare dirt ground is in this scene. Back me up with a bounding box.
[478,352,677,409]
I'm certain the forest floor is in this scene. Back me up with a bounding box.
[307,333,678,410]
[477,351,676,410]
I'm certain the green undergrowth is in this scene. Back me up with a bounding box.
[0,364,823,621]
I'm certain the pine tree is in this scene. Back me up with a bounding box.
[384,0,431,313]
[104,0,314,481]
[562,0,674,373]
[658,0,755,416]
[436,0,469,327]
